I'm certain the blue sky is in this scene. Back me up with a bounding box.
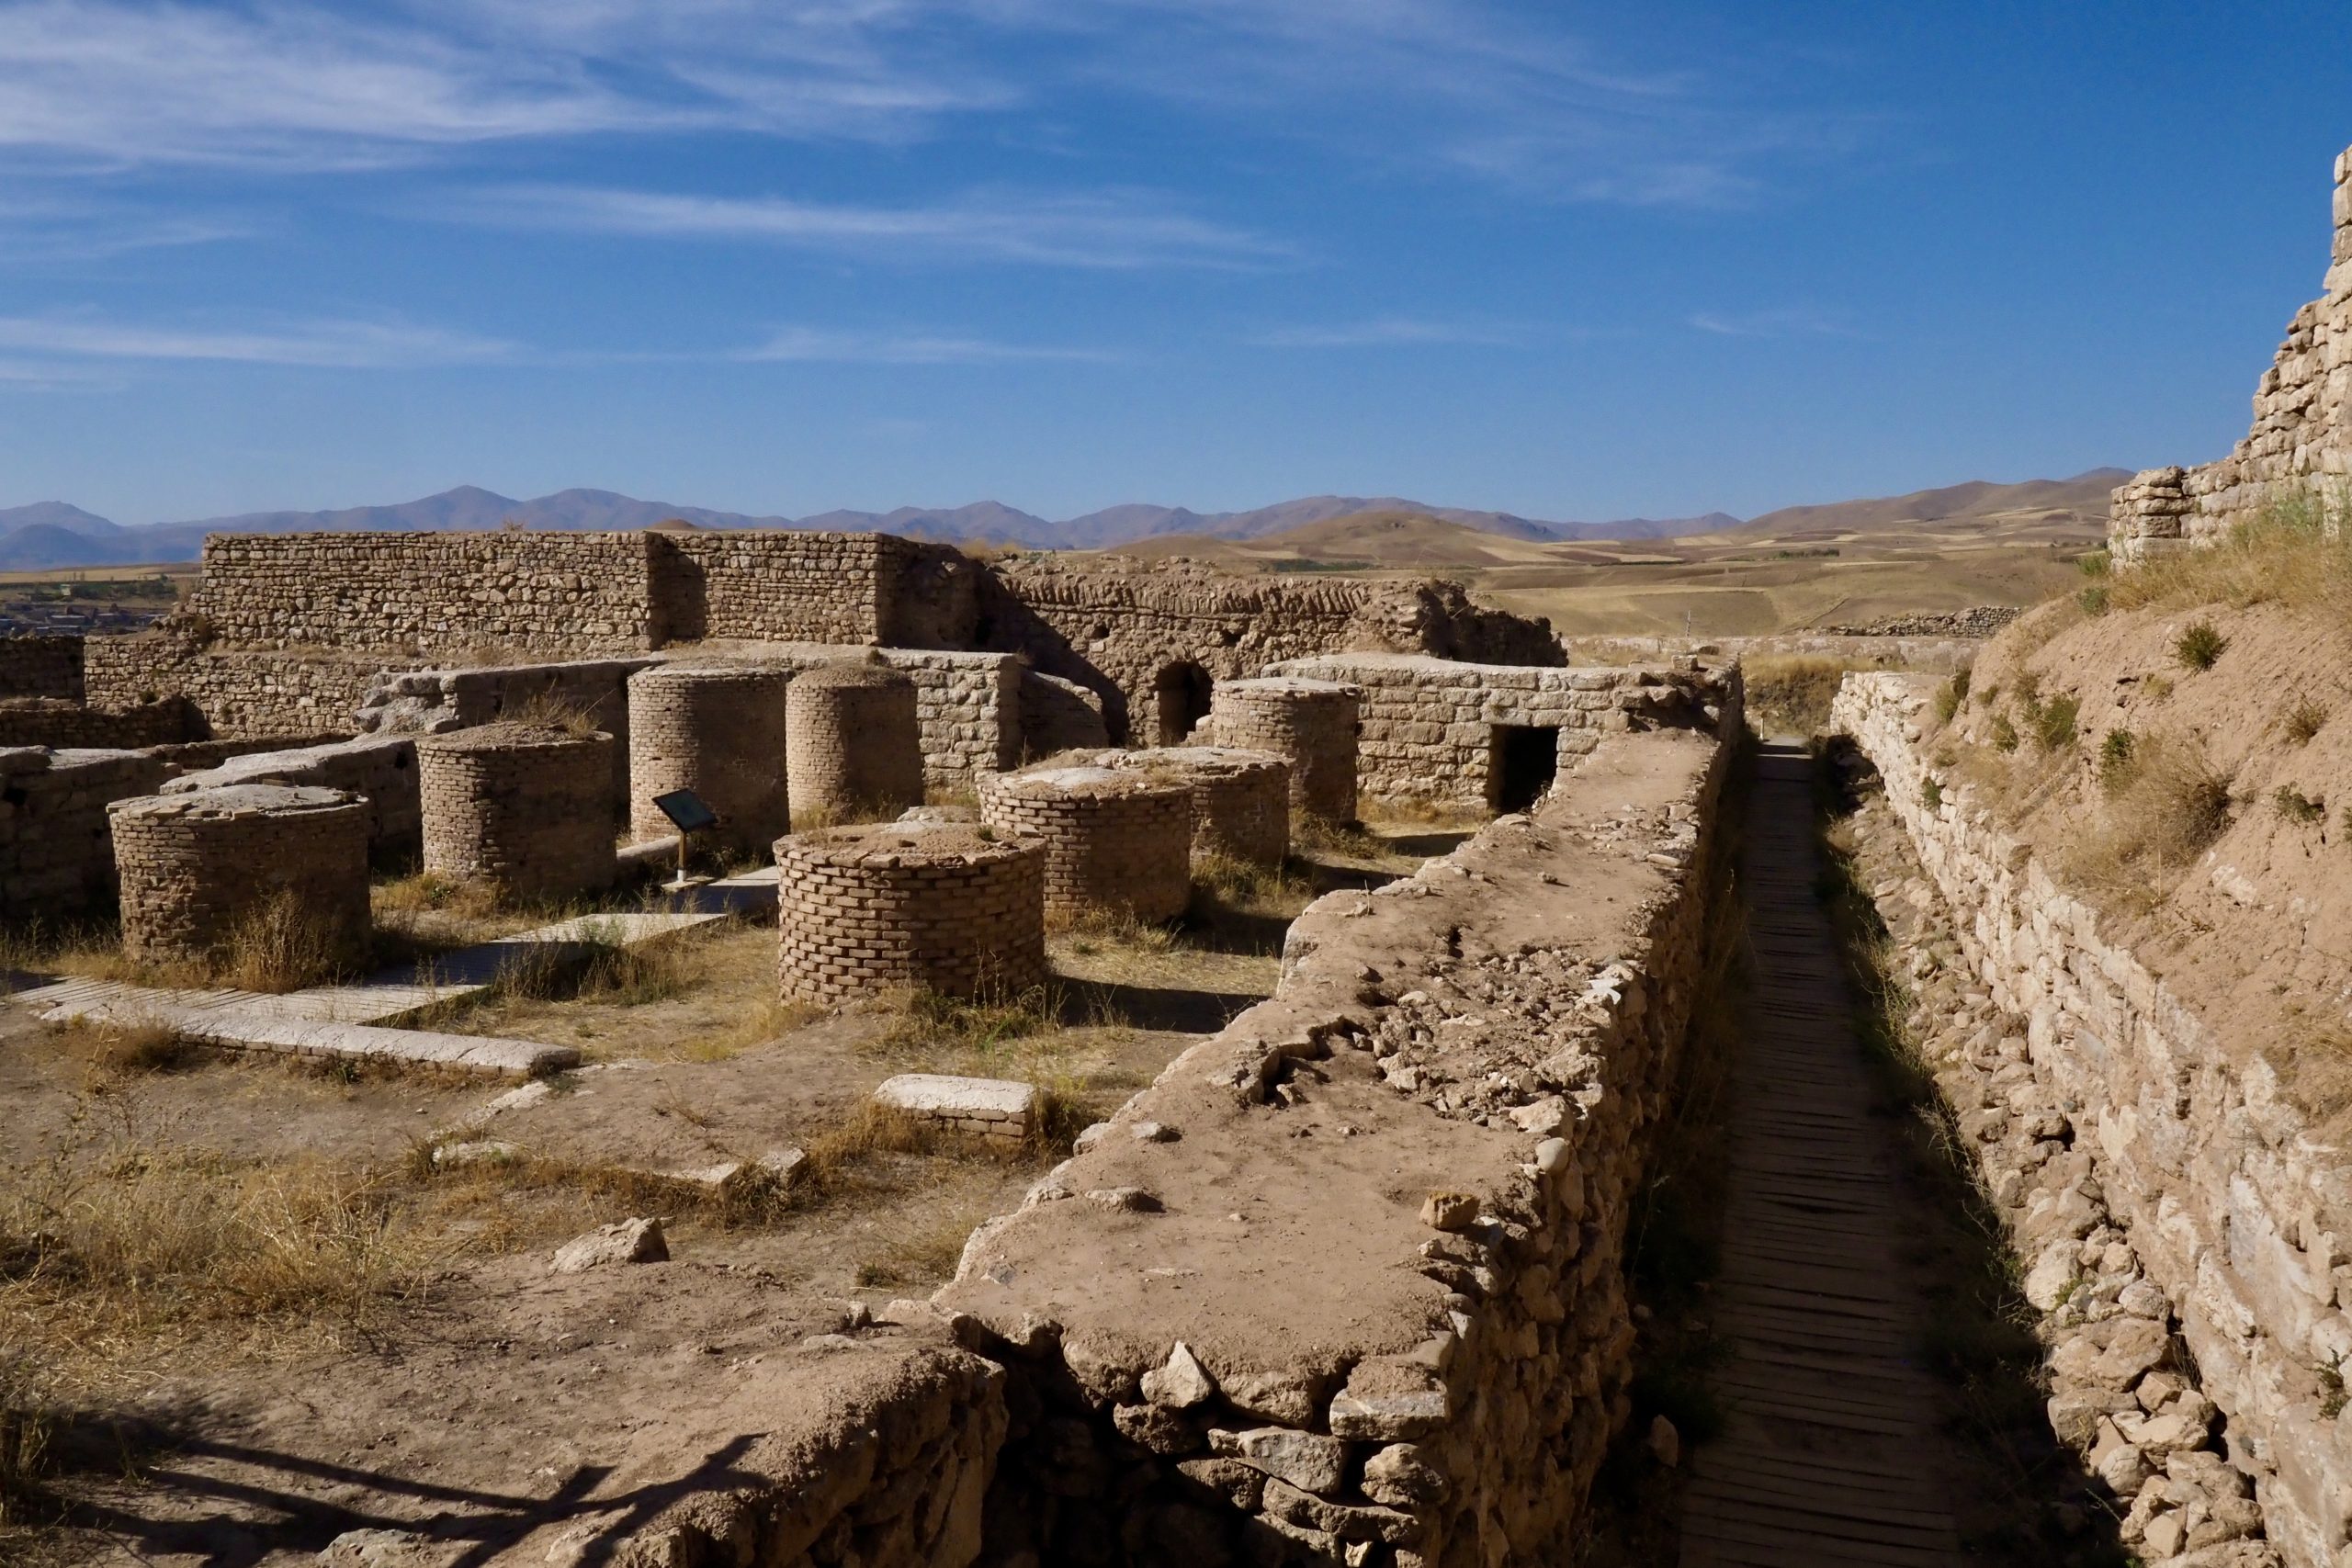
[0,0,2346,525]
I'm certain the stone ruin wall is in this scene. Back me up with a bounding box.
[0,695,201,750]
[1268,653,1735,810]
[163,734,424,869]
[982,560,1562,747]
[1835,673,2352,1568]
[600,703,1740,1568]
[2110,145,2352,564]
[0,633,85,702]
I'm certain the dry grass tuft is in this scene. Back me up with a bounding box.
[1744,654,1875,737]
[2174,620,2228,672]
[0,1099,441,1377]
[62,1021,195,1080]
[509,694,607,738]
[372,870,505,924]
[2109,480,2352,618]
[2056,734,2233,909]
[215,890,351,993]
[2283,698,2330,745]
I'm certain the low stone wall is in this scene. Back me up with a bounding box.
[1267,653,1735,809]
[603,1340,1008,1568]
[85,638,383,739]
[0,696,202,750]
[1834,672,2352,1568]
[357,657,654,817]
[933,716,1737,1564]
[162,734,422,868]
[0,746,175,920]
[0,633,85,701]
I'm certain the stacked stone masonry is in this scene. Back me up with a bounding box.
[162,734,422,868]
[934,708,1739,1566]
[1271,653,1734,810]
[986,559,1560,747]
[1078,746,1292,867]
[786,662,926,824]
[109,784,371,970]
[0,634,86,701]
[976,765,1193,925]
[775,823,1046,1005]
[2110,144,2352,564]
[0,746,173,919]
[1206,678,1361,823]
[417,724,616,902]
[85,638,383,741]
[1835,672,2351,1568]
[0,695,201,750]
[627,664,793,852]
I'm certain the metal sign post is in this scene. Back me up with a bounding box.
[651,787,719,893]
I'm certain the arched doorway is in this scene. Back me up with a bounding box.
[1154,661,1214,746]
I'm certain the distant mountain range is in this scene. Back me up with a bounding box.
[0,470,2128,572]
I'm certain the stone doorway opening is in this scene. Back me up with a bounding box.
[1488,724,1559,813]
[1155,660,1214,746]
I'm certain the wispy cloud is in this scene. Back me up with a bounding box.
[1250,316,1524,349]
[454,185,1285,269]
[0,311,520,367]
[739,326,1116,365]
[1688,306,1858,339]
[0,1,1853,208]
[0,0,1006,169]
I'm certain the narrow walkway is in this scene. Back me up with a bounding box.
[1679,741,1963,1567]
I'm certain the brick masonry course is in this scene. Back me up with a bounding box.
[110,783,372,970]
[417,724,616,902]
[785,661,926,825]
[774,822,1046,1005]
[626,663,793,852]
[977,764,1193,925]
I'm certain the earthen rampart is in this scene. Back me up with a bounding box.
[2111,145,2352,563]
[1835,672,2352,1567]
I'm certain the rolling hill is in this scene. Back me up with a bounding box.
[0,470,2126,571]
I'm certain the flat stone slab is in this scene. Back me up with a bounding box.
[874,1073,1038,1140]
[5,884,781,1078]
[32,998,577,1079]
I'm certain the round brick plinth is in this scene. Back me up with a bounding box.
[1082,747,1290,866]
[627,664,793,853]
[786,662,924,825]
[1208,678,1360,822]
[977,765,1192,923]
[417,723,616,901]
[775,823,1046,1004]
[110,784,371,968]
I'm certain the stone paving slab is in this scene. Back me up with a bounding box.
[33,998,578,1078]
[6,866,780,1077]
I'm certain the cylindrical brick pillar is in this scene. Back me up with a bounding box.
[417,723,616,902]
[110,784,371,972]
[1208,678,1360,822]
[785,662,924,826]
[1087,746,1290,866]
[627,664,793,854]
[775,822,1046,1005]
[977,764,1192,924]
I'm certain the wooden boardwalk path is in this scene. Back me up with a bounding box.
[1678,741,1965,1567]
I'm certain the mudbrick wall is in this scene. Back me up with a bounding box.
[1269,653,1735,809]
[918,714,1736,1566]
[1835,672,2352,1568]
[2111,145,2352,563]
[0,633,85,701]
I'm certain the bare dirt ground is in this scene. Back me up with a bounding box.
[0,824,1447,1566]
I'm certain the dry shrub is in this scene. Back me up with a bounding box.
[873,978,1057,1064]
[372,870,503,923]
[215,889,350,993]
[1047,902,1177,953]
[2284,698,2330,745]
[2174,621,2228,671]
[509,694,606,738]
[64,1021,194,1079]
[2057,735,2233,908]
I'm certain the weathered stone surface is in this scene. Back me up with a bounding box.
[550,1217,668,1274]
